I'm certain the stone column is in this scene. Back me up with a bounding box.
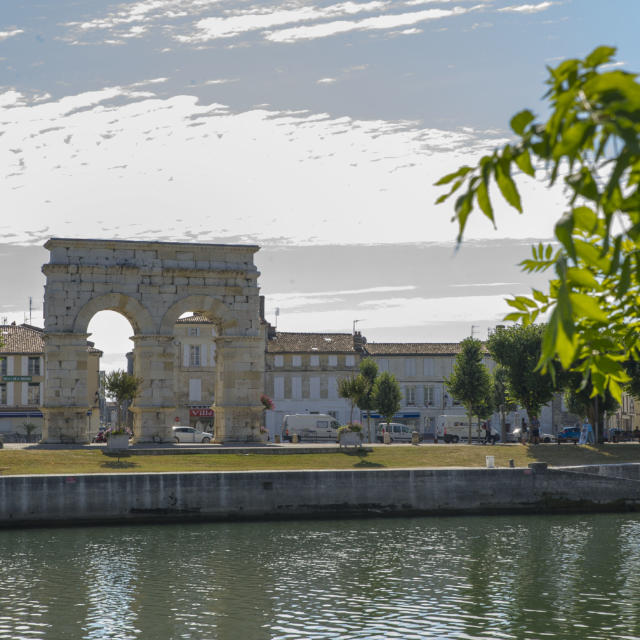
[41,333,92,443]
[213,335,265,443]
[130,335,177,443]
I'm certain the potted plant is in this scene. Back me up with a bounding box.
[104,370,142,448]
[106,428,131,450]
[338,423,363,448]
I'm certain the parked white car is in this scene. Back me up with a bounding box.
[376,423,414,443]
[172,426,212,444]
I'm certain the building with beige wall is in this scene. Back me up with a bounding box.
[173,314,218,431]
[263,331,366,436]
[0,323,101,441]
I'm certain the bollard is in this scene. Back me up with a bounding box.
[411,431,420,445]
[292,433,299,444]
[508,459,515,468]
[486,455,495,468]
[274,434,281,444]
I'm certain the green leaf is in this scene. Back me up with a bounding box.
[569,293,608,322]
[555,212,576,260]
[532,289,548,304]
[556,321,578,369]
[475,177,494,223]
[566,267,600,290]
[572,206,599,233]
[616,255,631,297]
[515,149,535,177]
[434,166,472,186]
[495,159,522,212]
[506,298,528,311]
[585,45,617,68]
[510,110,535,136]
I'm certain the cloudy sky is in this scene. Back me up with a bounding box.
[2,0,639,368]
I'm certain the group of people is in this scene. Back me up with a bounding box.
[519,417,541,444]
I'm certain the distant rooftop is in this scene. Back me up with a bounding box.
[175,313,213,325]
[267,332,359,353]
[0,323,102,355]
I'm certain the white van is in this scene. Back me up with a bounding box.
[436,415,500,444]
[375,422,414,443]
[282,414,341,442]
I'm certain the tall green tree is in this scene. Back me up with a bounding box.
[353,358,379,443]
[492,365,518,443]
[445,337,492,443]
[338,375,366,425]
[104,369,142,429]
[435,46,640,402]
[563,371,619,442]
[372,371,402,428]
[487,324,559,423]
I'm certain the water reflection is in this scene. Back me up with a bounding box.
[0,514,639,639]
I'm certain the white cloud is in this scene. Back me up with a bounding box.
[266,6,474,43]
[176,1,389,42]
[317,77,338,84]
[0,86,563,246]
[272,293,524,334]
[498,2,554,13]
[0,29,24,41]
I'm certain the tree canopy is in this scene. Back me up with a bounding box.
[487,324,558,420]
[445,337,493,442]
[104,369,142,427]
[436,46,640,402]
[372,371,402,426]
[353,358,379,442]
[338,375,366,425]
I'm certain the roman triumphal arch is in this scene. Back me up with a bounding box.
[41,237,265,444]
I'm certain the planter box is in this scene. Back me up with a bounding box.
[339,432,362,448]
[107,434,130,450]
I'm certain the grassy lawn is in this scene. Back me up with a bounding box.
[0,443,639,475]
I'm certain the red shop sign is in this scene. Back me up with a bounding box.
[189,408,214,417]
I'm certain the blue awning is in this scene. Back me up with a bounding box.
[0,411,43,418]
[363,412,420,419]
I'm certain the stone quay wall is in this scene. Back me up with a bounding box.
[1,464,639,528]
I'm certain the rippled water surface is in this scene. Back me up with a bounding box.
[1,513,639,639]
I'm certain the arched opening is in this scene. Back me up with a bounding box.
[87,310,136,438]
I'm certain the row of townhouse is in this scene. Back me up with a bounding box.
[149,317,640,438]
[5,316,639,440]
[0,323,101,440]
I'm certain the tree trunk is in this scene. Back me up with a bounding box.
[467,404,473,444]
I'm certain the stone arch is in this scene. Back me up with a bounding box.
[40,237,265,444]
[73,293,156,335]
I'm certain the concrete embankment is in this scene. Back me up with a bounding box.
[1,464,639,528]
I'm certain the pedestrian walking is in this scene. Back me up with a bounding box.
[531,417,540,445]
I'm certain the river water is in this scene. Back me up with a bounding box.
[1,513,639,640]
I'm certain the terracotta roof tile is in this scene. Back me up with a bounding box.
[0,324,102,355]
[365,343,485,355]
[0,324,44,354]
[267,332,357,353]
[175,314,213,324]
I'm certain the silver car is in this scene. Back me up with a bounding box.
[172,426,213,444]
